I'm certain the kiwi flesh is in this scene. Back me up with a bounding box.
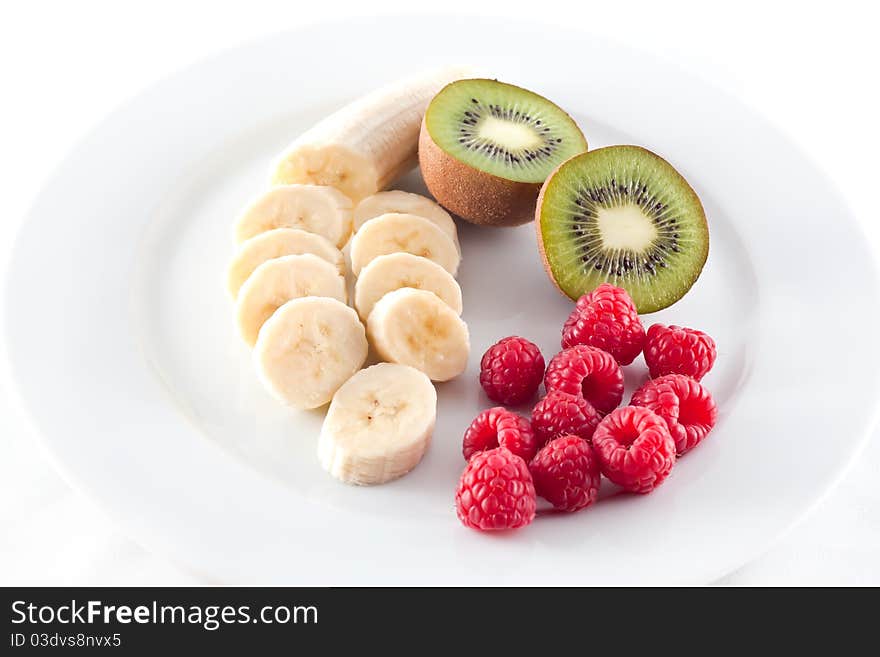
[536,146,709,313]
[419,79,587,227]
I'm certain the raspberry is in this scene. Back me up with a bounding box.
[592,406,675,493]
[462,407,538,462]
[455,447,537,530]
[630,374,717,455]
[562,283,646,365]
[644,324,716,381]
[543,345,624,415]
[531,390,601,446]
[479,336,546,405]
[530,435,600,512]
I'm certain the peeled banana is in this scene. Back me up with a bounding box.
[270,67,474,202]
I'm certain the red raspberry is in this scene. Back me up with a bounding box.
[479,336,545,405]
[530,435,600,512]
[462,407,538,462]
[644,324,716,381]
[455,447,537,531]
[531,390,601,446]
[630,374,718,455]
[592,406,675,494]
[562,283,646,365]
[543,345,624,415]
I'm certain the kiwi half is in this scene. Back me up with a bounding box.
[419,79,587,227]
[536,146,709,313]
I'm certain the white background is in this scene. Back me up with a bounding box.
[1,0,878,585]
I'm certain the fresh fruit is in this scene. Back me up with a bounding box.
[349,213,460,277]
[317,363,437,485]
[235,254,347,347]
[253,297,367,409]
[462,407,538,463]
[226,228,344,299]
[592,406,675,493]
[644,324,717,381]
[530,435,600,512]
[271,67,474,203]
[544,345,624,415]
[455,447,536,531]
[561,283,646,365]
[354,252,462,321]
[366,287,469,382]
[536,145,709,313]
[233,184,353,248]
[478,336,545,405]
[631,374,717,455]
[419,78,588,227]
[354,190,459,250]
[531,389,601,446]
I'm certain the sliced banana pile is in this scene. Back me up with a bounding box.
[350,194,469,382]
[222,68,474,486]
[224,188,466,482]
[227,183,364,411]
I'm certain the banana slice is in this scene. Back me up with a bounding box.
[271,67,474,203]
[254,296,367,409]
[233,184,353,248]
[236,254,347,347]
[367,288,469,382]
[354,190,459,249]
[318,363,436,486]
[349,213,460,277]
[354,253,462,321]
[227,228,345,299]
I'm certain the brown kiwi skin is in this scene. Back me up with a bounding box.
[418,118,536,226]
[418,106,587,227]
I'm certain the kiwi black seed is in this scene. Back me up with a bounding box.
[419,79,588,227]
[536,145,709,313]
[452,102,571,174]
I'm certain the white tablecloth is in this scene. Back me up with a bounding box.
[2,0,878,586]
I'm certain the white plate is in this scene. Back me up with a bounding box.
[4,17,880,585]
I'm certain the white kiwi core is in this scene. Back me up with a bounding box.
[477,116,543,151]
[596,204,658,250]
